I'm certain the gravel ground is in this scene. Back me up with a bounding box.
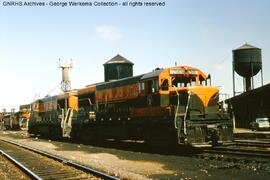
[1,130,270,179]
[0,154,30,180]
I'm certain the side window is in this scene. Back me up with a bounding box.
[161,79,169,90]
[200,80,206,86]
[147,80,153,94]
[153,79,158,93]
[207,74,211,86]
[147,80,158,94]
[191,77,196,87]
[138,82,145,93]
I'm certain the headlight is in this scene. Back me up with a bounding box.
[207,124,217,128]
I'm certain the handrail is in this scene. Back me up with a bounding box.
[172,85,179,129]
[183,91,192,135]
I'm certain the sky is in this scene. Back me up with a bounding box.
[0,0,270,111]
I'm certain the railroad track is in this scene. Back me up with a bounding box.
[193,141,270,171]
[201,140,270,158]
[203,146,270,158]
[233,139,270,148]
[0,139,119,180]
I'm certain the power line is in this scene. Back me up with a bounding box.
[45,83,61,97]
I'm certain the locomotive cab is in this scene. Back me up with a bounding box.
[158,66,233,146]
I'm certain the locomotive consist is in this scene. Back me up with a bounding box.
[0,109,20,130]
[0,106,31,130]
[28,65,233,146]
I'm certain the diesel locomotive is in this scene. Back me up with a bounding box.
[1,109,20,130]
[28,57,233,146]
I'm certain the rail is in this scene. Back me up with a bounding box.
[0,149,41,179]
[0,138,119,180]
[202,141,270,158]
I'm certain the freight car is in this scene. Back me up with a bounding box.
[28,65,233,146]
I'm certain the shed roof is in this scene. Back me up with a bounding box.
[226,83,270,102]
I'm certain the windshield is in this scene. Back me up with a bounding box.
[172,76,196,87]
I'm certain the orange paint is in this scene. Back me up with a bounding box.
[96,83,139,103]
[189,86,218,107]
[68,95,78,111]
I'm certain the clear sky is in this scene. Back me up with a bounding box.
[1,0,270,111]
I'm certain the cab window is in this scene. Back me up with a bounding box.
[172,76,197,87]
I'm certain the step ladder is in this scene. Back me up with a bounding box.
[61,108,73,138]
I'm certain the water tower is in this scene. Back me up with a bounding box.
[232,43,263,96]
[103,54,134,82]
